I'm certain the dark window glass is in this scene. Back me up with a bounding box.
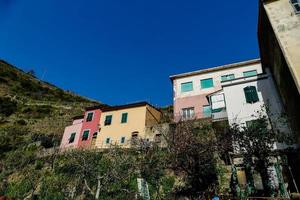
[104,115,112,126]
[106,138,110,144]
[82,130,89,141]
[86,112,93,122]
[121,137,125,144]
[92,132,98,138]
[69,132,76,143]
[121,113,128,123]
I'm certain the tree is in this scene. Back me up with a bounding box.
[164,119,231,199]
[230,110,287,197]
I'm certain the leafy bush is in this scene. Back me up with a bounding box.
[0,97,18,117]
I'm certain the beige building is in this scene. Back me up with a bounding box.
[94,102,162,148]
[258,0,300,192]
[258,0,300,140]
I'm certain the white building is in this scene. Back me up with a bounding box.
[171,59,291,150]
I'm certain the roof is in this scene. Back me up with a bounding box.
[72,115,84,120]
[101,101,159,112]
[85,104,111,111]
[169,58,261,81]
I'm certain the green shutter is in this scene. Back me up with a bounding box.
[121,113,128,123]
[221,74,235,81]
[243,70,257,77]
[106,138,110,144]
[200,78,214,89]
[181,82,193,92]
[86,112,93,122]
[244,86,259,103]
[121,137,125,144]
[105,115,112,125]
[69,132,76,143]
[82,130,89,141]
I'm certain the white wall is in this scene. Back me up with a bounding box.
[223,73,283,126]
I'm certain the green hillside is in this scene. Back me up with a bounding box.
[0,59,103,150]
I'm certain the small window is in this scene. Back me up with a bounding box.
[244,86,259,103]
[182,107,195,120]
[92,132,98,139]
[82,130,89,141]
[200,78,214,89]
[221,74,235,81]
[181,82,193,93]
[243,70,257,77]
[120,137,126,144]
[121,113,128,123]
[86,112,94,122]
[104,115,112,126]
[105,138,110,144]
[202,105,212,118]
[69,132,76,143]
[291,0,300,13]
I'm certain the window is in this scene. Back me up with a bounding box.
[86,112,94,122]
[200,78,214,89]
[69,132,76,143]
[131,132,139,145]
[243,70,257,77]
[82,130,89,141]
[210,94,226,113]
[106,138,110,144]
[92,132,98,139]
[203,105,212,118]
[182,107,195,120]
[244,86,259,103]
[121,113,128,123]
[104,115,112,126]
[221,74,235,81]
[291,0,300,13]
[120,137,126,144]
[181,82,193,92]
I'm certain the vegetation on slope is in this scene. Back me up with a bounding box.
[0,60,104,198]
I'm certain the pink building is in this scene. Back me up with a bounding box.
[77,106,103,149]
[60,116,84,150]
[170,59,263,122]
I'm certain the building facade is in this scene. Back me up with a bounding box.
[59,116,83,150]
[170,59,262,122]
[77,106,102,149]
[95,102,161,148]
[258,0,300,142]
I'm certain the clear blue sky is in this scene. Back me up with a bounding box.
[0,0,260,107]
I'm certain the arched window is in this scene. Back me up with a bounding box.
[244,86,259,103]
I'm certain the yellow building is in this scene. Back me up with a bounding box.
[95,102,162,148]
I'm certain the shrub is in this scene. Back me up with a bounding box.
[0,97,18,117]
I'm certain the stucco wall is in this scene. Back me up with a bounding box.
[263,0,300,93]
[95,106,147,148]
[223,72,283,126]
[173,62,262,120]
[60,119,83,150]
[77,109,102,149]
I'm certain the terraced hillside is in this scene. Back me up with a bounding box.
[0,60,103,150]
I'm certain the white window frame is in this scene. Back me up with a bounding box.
[182,107,195,120]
